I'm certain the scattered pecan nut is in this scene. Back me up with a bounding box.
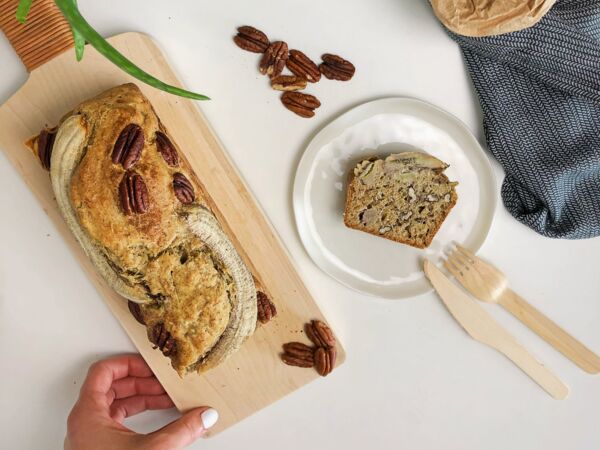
[270,75,307,92]
[315,346,337,376]
[286,49,321,83]
[234,26,270,53]
[305,319,336,348]
[281,91,321,118]
[150,322,177,357]
[173,172,195,204]
[112,124,144,169]
[281,342,315,368]
[259,41,288,78]
[37,128,57,170]
[155,131,179,167]
[281,319,338,376]
[319,53,355,81]
[119,171,150,215]
[257,291,277,324]
[127,300,146,325]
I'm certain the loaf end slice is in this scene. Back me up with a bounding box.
[343,152,458,249]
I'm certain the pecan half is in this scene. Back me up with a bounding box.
[283,342,314,359]
[270,75,307,92]
[150,322,177,357]
[112,124,144,169]
[234,26,269,53]
[155,131,179,167]
[305,320,336,348]
[281,342,315,368]
[319,53,355,81]
[173,172,195,204]
[127,301,145,325]
[37,128,56,170]
[150,322,166,347]
[259,41,288,78]
[286,50,321,83]
[257,291,277,324]
[119,171,149,215]
[315,346,337,376]
[162,336,177,357]
[281,91,320,118]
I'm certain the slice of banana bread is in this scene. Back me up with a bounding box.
[343,152,458,249]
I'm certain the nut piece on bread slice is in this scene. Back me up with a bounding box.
[343,152,458,249]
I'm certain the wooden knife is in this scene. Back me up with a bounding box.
[424,259,569,400]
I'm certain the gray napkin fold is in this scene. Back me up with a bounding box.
[448,0,600,238]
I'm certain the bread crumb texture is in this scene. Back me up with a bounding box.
[344,152,458,248]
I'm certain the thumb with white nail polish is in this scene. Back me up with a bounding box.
[148,406,219,449]
[200,408,219,429]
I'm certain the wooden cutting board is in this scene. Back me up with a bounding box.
[0,0,344,436]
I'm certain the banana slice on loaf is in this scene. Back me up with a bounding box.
[344,152,458,249]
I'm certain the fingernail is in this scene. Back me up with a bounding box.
[200,408,219,429]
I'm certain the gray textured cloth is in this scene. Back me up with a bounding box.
[448,0,600,239]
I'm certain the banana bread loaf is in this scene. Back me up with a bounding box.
[26,83,271,376]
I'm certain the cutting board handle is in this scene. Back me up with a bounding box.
[0,0,73,71]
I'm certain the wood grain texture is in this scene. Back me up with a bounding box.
[424,260,568,400]
[499,289,600,374]
[0,0,73,71]
[0,32,345,436]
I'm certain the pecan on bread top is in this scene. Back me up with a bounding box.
[27,83,258,376]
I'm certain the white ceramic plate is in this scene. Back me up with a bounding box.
[293,98,496,299]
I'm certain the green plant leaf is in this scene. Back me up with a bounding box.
[16,0,33,23]
[53,0,209,100]
[69,0,85,61]
[72,25,85,61]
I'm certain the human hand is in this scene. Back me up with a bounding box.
[65,354,218,450]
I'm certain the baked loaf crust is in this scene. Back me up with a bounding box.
[27,84,263,376]
[343,152,458,249]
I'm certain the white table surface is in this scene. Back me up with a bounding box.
[1,1,599,449]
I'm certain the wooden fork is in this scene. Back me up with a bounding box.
[444,245,600,374]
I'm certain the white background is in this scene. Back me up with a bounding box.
[1,1,599,449]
